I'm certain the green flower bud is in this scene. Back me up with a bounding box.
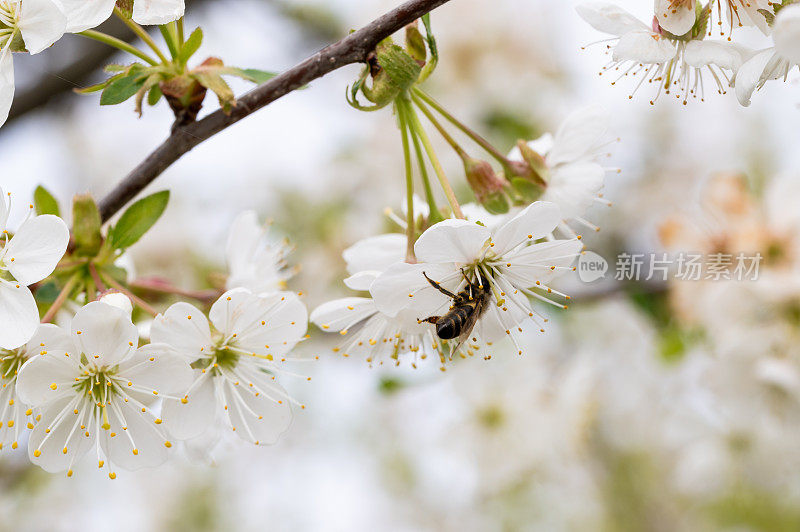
[464,157,509,213]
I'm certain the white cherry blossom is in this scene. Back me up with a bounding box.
[0,0,67,128]
[0,190,69,350]
[152,288,307,446]
[508,105,613,236]
[16,298,193,478]
[226,210,294,295]
[57,0,184,33]
[370,202,583,358]
[577,2,746,104]
[734,4,800,106]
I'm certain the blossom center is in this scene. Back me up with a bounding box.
[0,349,25,383]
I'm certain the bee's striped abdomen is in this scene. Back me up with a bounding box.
[436,306,473,340]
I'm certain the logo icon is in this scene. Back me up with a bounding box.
[577,251,608,283]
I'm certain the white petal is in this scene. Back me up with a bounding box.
[118,344,194,395]
[71,301,138,367]
[542,162,605,220]
[0,280,38,350]
[490,201,561,256]
[548,105,610,166]
[150,302,213,360]
[97,292,133,316]
[343,270,380,291]
[575,1,648,36]
[0,49,12,129]
[342,234,406,275]
[497,239,583,287]
[161,373,217,440]
[507,133,555,162]
[132,0,184,25]
[414,219,490,264]
[310,297,377,332]
[221,371,292,445]
[225,291,308,358]
[18,0,66,54]
[734,49,777,106]
[225,210,262,276]
[16,326,79,405]
[684,40,745,71]
[613,30,676,64]
[28,395,94,473]
[4,214,69,285]
[655,0,695,36]
[100,399,168,470]
[774,5,800,64]
[370,262,458,318]
[58,0,116,33]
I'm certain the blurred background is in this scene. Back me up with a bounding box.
[4,0,800,530]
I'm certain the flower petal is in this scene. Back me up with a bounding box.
[132,0,185,25]
[575,1,648,36]
[655,0,695,36]
[17,0,66,54]
[310,297,377,332]
[547,105,609,166]
[4,214,69,285]
[161,373,217,440]
[150,301,213,360]
[71,301,138,367]
[118,343,194,395]
[16,324,79,405]
[684,40,746,71]
[774,5,800,64]
[414,219,490,264]
[342,233,406,275]
[0,49,13,129]
[221,371,292,445]
[57,0,116,33]
[612,30,676,64]
[0,280,39,350]
[490,201,561,255]
[343,270,380,291]
[497,239,583,287]
[543,162,605,220]
[100,399,169,470]
[734,49,777,107]
[28,395,94,473]
[370,262,459,318]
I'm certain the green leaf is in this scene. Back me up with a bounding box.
[178,27,203,65]
[237,68,276,83]
[74,78,115,95]
[100,65,148,106]
[33,185,59,216]
[191,71,235,112]
[147,84,162,106]
[72,194,103,256]
[108,190,170,250]
[134,73,164,116]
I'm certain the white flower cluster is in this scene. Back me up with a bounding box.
[311,107,614,368]
[0,0,184,128]
[577,0,800,106]
[0,207,308,478]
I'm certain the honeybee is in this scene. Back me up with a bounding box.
[421,269,491,342]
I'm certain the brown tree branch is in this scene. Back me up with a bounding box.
[98,0,453,222]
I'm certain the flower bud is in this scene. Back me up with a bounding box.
[464,158,510,214]
[405,23,427,63]
[98,291,133,317]
[160,75,207,127]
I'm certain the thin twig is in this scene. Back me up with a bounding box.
[98,0,454,222]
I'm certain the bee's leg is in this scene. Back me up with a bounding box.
[459,268,474,299]
[421,316,440,325]
[423,272,458,299]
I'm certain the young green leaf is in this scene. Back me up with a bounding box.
[100,67,149,106]
[33,185,60,216]
[178,27,203,65]
[72,194,103,256]
[192,70,235,113]
[108,190,170,250]
[147,84,163,106]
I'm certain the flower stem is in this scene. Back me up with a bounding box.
[176,18,185,44]
[129,279,219,302]
[41,274,79,324]
[413,88,510,167]
[159,24,179,59]
[405,102,464,219]
[396,99,416,262]
[411,93,469,161]
[405,106,443,224]
[115,8,170,64]
[78,30,159,65]
[100,272,159,317]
